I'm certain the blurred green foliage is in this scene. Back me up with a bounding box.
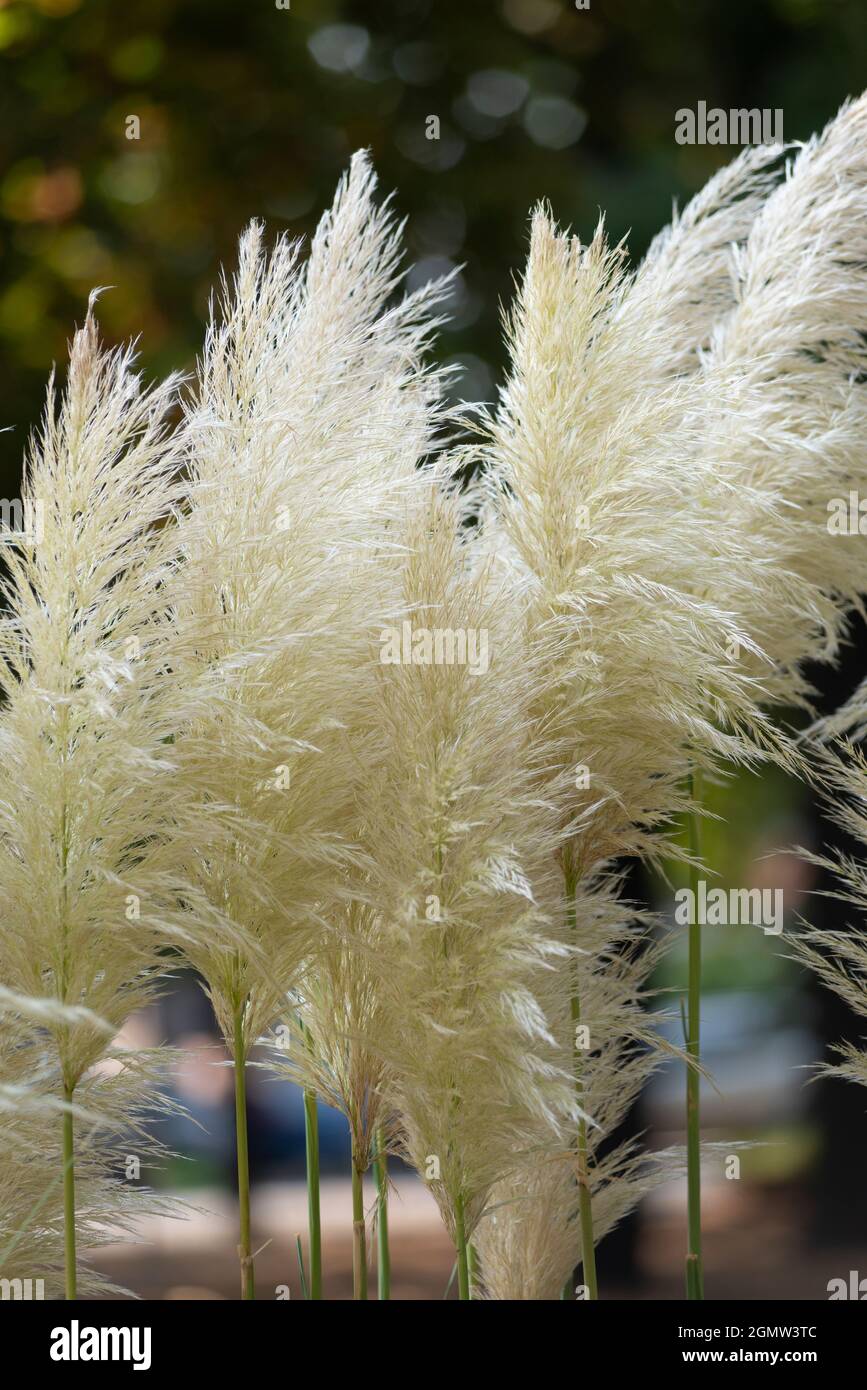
[658,765,808,993]
[0,0,864,494]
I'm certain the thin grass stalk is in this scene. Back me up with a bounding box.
[573,1012,598,1300]
[439,826,470,1305]
[298,1018,322,1300]
[351,1151,368,1299]
[685,771,704,1300]
[60,749,74,1300]
[0,309,250,1298]
[61,1086,76,1300]
[454,1193,470,1301]
[233,1004,254,1300]
[303,1086,322,1300]
[565,864,598,1300]
[467,1242,478,1299]
[373,1128,389,1300]
[436,832,469,1303]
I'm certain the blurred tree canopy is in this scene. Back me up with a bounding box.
[1,0,865,491]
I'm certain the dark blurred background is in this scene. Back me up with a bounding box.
[2,0,865,465]
[2,0,867,1298]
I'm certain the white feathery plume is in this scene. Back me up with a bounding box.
[593,90,867,1300]
[169,152,451,1295]
[622,142,785,381]
[0,993,102,1299]
[790,739,867,1093]
[684,94,867,709]
[267,897,394,1299]
[346,476,579,1295]
[0,310,240,1296]
[471,203,788,1297]
[679,98,867,1161]
[483,210,782,872]
[603,98,867,732]
[473,870,679,1300]
[272,902,392,1178]
[1,992,190,1299]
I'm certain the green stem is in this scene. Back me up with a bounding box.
[434,836,469,1303]
[59,767,75,1301]
[351,1150,368,1300]
[565,862,598,1300]
[467,1241,478,1299]
[686,772,704,1300]
[576,1127,598,1298]
[454,1193,470,1301]
[62,1084,76,1300]
[373,1128,390,1300]
[233,1006,254,1300]
[303,1086,321,1300]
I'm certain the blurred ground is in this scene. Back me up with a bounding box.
[92,1177,456,1301]
[87,1173,867,1301]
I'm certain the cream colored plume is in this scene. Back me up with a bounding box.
[473,870,677,1300]
[685,94,867,710]
[0,313,235,1287]
[471,199,789,1297]
[790,737,867,1093]
[349,478,578,1257]
[0,994,97,1299]
[1,994,187,1298]
[729,99,867,1084]
[482,207,779,872]
[171,150,451,1060]
[623,141,785,380]
[269,899,393,1180]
